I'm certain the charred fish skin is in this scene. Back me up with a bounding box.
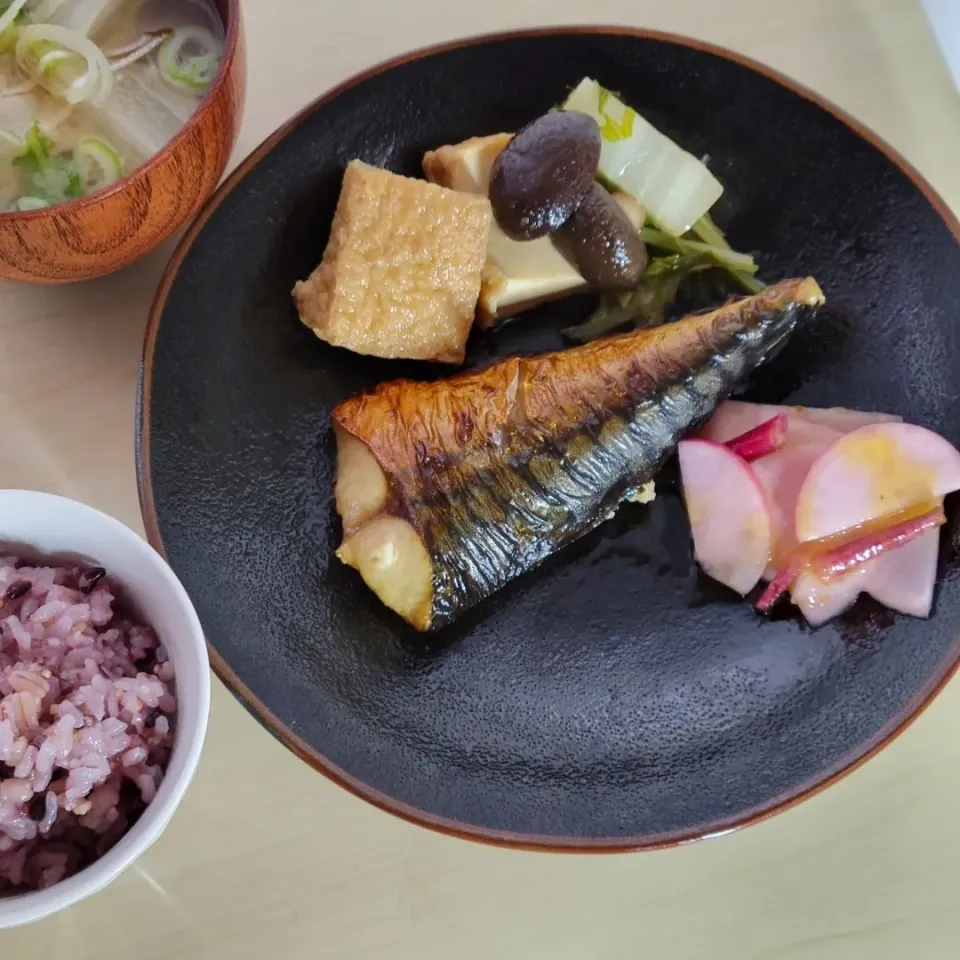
[334,278,825,630]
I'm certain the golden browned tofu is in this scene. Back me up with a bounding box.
[293,160,492,364]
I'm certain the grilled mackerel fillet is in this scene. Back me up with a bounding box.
[333,277,825,629]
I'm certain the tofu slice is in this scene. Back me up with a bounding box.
[293,160,492,363]
[423,135,588,325]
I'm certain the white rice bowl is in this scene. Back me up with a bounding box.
[0,491,208,929]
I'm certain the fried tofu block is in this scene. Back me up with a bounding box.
[293,160,492,364]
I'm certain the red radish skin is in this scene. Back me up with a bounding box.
[701,401,840,448]
[678,439,772,596]
[701,401,900,443]
[724,414,788,462]
[757,505,944,619]
[795,423,960,543]
[813,506,945,582]
[755,561,802,612]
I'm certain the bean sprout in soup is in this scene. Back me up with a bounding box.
[0,0,224,212]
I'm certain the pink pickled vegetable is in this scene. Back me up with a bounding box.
[755,560,802,612]
[678,439,772,595]
[757,505,944,615]
[866,529,939,618]
[791,406,901,433]
[701,400,899,448]
[724,414,788,462]
[701,401,840,448]
[791,566,871,627]
[796,423,960,543]
[751,440,836,578]
[813,506,945,582]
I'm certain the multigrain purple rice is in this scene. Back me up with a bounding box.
[0,558,175,892]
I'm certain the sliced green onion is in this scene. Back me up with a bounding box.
[73,135,123,192]
[0,0,27,37]
[563,78,723,236]
[0,0,26,54]
[15,23,113,105]
[11,195,49,210]
[158,26,222,94]
[37,45,73,73]
[0,23,19,55]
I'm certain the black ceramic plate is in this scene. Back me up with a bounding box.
[138,28,960,849]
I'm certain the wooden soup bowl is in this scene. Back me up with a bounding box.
[0,0,246,284]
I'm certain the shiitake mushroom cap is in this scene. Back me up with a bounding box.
[489,111,601,241]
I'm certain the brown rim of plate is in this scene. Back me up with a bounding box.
[0,0,242,223]
[137,25,960,853]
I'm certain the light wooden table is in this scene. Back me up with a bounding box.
[2,1,959,956]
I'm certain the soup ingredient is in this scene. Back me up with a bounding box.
[157,25,220,94]
[562,78,723,237]
[293,160,493,364]
[554,182,647,291]
[16,22,114,104]
[73,133,123,190]
[678,439,772,595]
[0,0,27,39]
[0,0,224,212]
[488,110,601,240]
[0,558,175,892]
[47,0,126,39]
[723,413,788,462]
[12,121,82,205]
[424,132,589,323]
[333,277,823,630]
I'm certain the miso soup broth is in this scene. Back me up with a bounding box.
[0,0,224,212]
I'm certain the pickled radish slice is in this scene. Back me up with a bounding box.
[791,564,872,627]
[795,423,960,543]
[752,441,835,575]
[866,528,939,618]
[678,439,772,595]
[791,406,901,434]
[759,505,943,622]
[701,401,839,448]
